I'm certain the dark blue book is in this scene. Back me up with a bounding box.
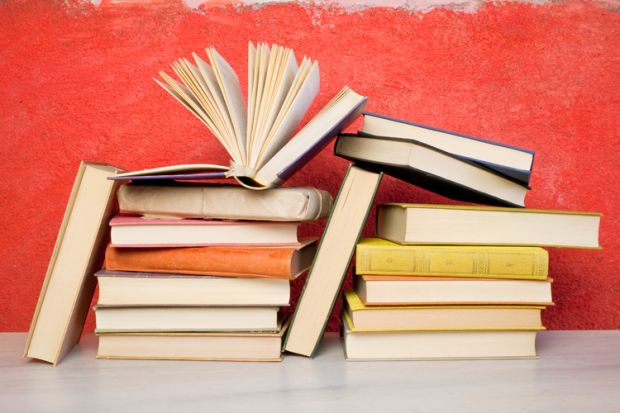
[361,113,534,185]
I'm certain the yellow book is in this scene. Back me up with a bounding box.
[344,291,546,331]
[377,203,602,248]
[356,238,548,280]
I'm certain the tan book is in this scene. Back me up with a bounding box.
[343,313,538,360]
[24,162,122,365]
[117,184,333,221]
[377,203,602,248]
[344,290,544,331]
[284,165,382,357]
[97,319,289,362]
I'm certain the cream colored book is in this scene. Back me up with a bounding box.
[377,203,602,248]
[114,43,367,189]
[344,290,545,331]
[24,162,122,365]
[96,270,292,306]
[343,313,538,360]
[117,184,332,221]
[356,275,553,305]
[97,318,288,362]
[94,306,280,333]
[284,165,382,357]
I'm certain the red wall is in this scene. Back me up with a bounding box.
[1,0,618,332]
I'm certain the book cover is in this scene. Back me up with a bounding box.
[24,162,122,365]
[356,238,548,280]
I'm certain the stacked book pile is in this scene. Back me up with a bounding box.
[93,184,330,361]
[283,113,601,358]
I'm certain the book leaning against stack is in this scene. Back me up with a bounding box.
[95,184,331,361]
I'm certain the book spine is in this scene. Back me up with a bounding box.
[356,246,548,280]
[104,245,294,279]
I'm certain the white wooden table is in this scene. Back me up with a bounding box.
[1,331,619,412]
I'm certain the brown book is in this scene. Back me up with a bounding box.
[104,238,317,279]
[24,162,122,365]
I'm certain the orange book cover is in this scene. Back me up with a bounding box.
[104,239,316,279]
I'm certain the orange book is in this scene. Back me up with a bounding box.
[104,239,316,279]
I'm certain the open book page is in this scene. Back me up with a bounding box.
[248,45,299,169]
[114,164,229,179]
[207,48,247,165]
[253,59,320,170]
[253,86,366,187]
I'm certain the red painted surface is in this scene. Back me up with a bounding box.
[1,0,619,333]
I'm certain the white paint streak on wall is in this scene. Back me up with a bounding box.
[91,0,553,13]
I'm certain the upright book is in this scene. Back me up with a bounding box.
[335,133,529,207]
[361,113,534,185]
[377,204,602,248]
[112,43,367,189]
[24,162,122,365]
[284,165,382,356]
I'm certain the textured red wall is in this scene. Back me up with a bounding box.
[1,0,618,332]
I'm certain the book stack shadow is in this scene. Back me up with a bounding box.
[93,184,331,361]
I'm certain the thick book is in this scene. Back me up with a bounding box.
[117,184,332,221]
[24,162,122,365]
[343,314,538,360]
[97,319,288,362]
[377,203,602,248]
[112,43,367,189]
[96,270,291,306]
[109,215,302,247]
[284,165,382,357]
[104,239,317,279]
[95,306,280,333]
[355,275,553,305]
[344,290,544,330]
[361,113,534,184]
[335,133,528,207]
[356,238,548,280]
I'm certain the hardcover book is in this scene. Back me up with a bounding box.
[361,113,535,185]
[109,215,303,247]
[24,162,122,365]
[377,203,602,248]
[335,133,529,207]
[356,238,549,280]
[97,318,289,362]
[96,270,291,306]
[104,239,317,279]
[117,184,332,221]
[344,290,544,330]
[355,275,553,305]
[112,43,367,189]
[343,314,538,360]
[284,165,382,357]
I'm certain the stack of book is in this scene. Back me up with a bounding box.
[283,113,601,358]
[93,184,331,361]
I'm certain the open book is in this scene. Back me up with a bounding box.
[113,43,367,189]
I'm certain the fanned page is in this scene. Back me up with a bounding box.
[113,43,366,188]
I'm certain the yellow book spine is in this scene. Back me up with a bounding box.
[356,244,548,280]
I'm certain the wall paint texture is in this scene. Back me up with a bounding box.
[1,0,618,332]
